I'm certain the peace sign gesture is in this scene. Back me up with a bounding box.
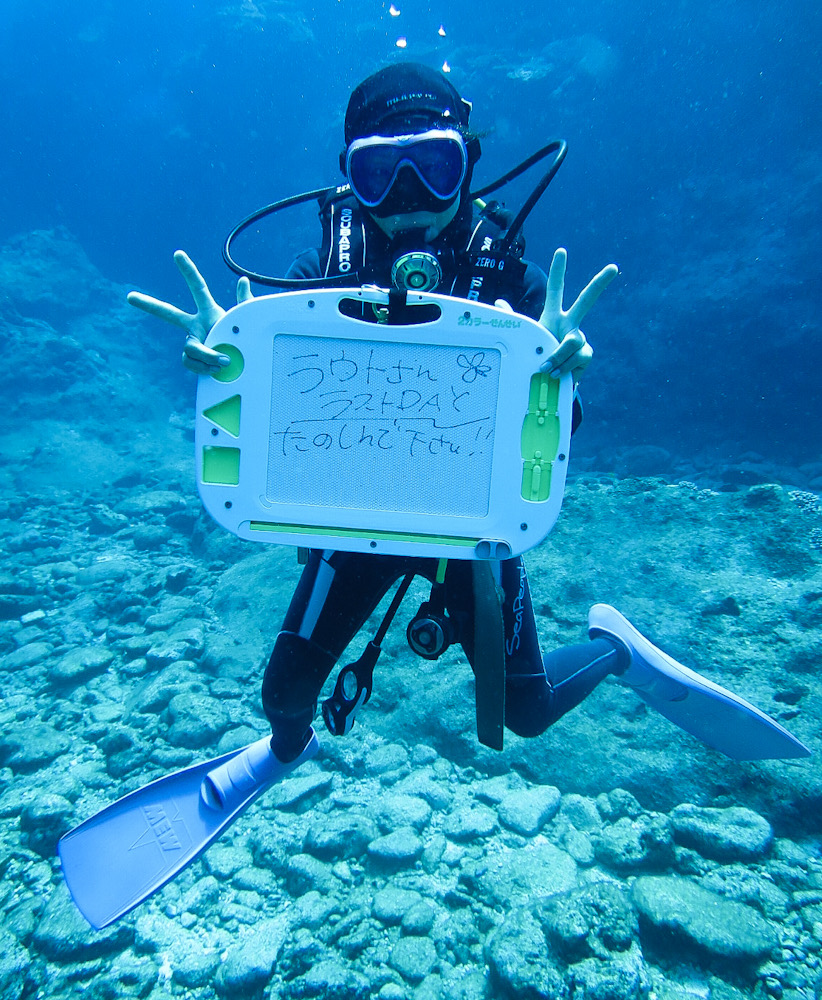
[539,248,618,383]
[127,251,253,374]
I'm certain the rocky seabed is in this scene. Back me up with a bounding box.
[1,478,822,1000]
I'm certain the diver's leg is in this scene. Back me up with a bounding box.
[495,560,629,736]
[527,638,626,735]
[262,551,411,760]
[446,561,808,758]
[506,597,809,757]
[446,558,627,738]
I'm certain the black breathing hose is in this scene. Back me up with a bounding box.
[222,139,568,287]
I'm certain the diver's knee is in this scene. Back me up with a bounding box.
[504,675,554,738]
[262,631,336,715]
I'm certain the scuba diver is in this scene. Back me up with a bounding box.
[58,62,808,931]
[128,59,810,766]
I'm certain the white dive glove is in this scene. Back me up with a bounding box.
[497,248,618,383]
[127,250,253,375]
[538,248,618,383]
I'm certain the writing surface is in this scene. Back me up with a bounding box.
[266,334,501,517]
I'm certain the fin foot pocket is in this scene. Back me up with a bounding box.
[200,735,289,812]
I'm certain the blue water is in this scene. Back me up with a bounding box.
[1,0,820,462]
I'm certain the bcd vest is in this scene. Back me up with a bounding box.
[317,191,528,307]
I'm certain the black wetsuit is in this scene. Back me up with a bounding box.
[262,219,626,761]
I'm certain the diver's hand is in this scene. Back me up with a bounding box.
[127,251,253,375]
[539,248,618,383]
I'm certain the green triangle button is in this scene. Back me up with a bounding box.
[203,395,241,437]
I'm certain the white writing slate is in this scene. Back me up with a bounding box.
[195,287,573,560]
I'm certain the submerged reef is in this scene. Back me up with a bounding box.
[0,228,821,999]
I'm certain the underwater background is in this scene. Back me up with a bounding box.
[1,1,821,998]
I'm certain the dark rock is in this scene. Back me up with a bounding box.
[128,662,196,714]
[372,887,423,924]
[204,843,254,880]
[268,772,333,811]
[132,525,173,550]
[97,725,151,778]
[20,793,74,856]
[75,557,137,586]
[742,484,785,510]
[6,529,62,553]
[393,768,453,810]
[303,812,378,861]
[364,743,410,775]
[173,943,221,989]
[487,907,567,999]
[0,641,51,668]
[537,882,639,963]
[596,789,644,821]
[442,805,497,842]
[0,722,71,772]
[562,943,649,1000]
[563,828,596,866]
[595,813,675,872]
[475,773,527,804]
[0,928,34,1000]
[558,793,603,832]
[367,827,424,868]
[390,936,438,983]
[166,691,230,748]
[286,854,338,896]
[116,491,187,516]
[475,841,577,909]
[53,645,115,684]
[374,793,432,832]
[293,890,338,930]
[497,785,561,835]
[146,626,205,668]
[699,865,790,920]
[87,505,129,534]
[701,596,742,617]
[134,911,186,952]
[402,900,436,935]
[284,959,370,999]
[215,916,289,996]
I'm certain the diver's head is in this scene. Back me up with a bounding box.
[341,62,480,241]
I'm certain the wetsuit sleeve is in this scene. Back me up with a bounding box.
[513,260,548,321]
[285,249,324,281]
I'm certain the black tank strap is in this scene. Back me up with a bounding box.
[471,561,506,751]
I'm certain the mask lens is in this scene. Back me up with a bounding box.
[347,131,467,208]
[412,139,465,197]
[348,145,398,205]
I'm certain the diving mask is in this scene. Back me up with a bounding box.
[344,128,468,209]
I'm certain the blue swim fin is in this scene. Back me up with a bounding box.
[58,731,319,929]
[589,604,810,761]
